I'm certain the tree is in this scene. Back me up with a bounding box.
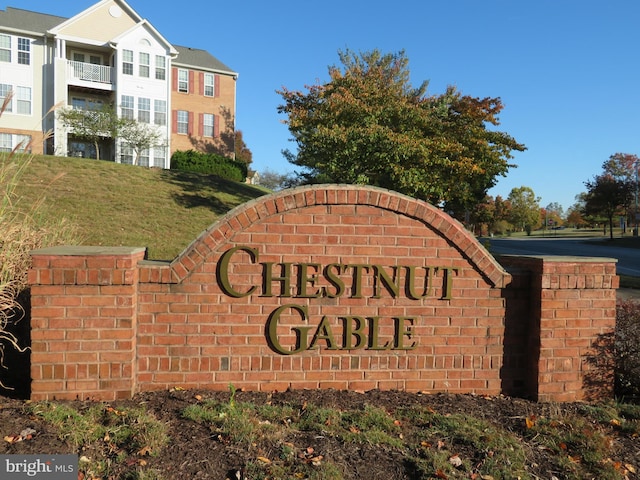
[467,194,495,236]
[507,186,540,234]
[277,49,525,215]
[602,153,640,180]
[566,203,588,228]
[234,130,253,166]
[543,202,564,229]
[57,104,120,160]
[118,119,165,166]
[602,153,639,229]
[259,169,300,191]
[583,174,633,239]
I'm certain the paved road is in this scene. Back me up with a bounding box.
[483,237,640,277]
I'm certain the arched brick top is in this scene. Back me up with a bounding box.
[141,184,511,288]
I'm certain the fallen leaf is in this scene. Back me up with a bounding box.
[256,456,271,464]
[138,446,152,456]
[194,394,203,401]
[609,418,621,426]
[525,415,536,429]
[4,435,21,443]
[626,463,636,474]
[434,469,448,479]
[449,454,463,467]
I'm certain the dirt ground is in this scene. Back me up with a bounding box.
[1,388,639,480]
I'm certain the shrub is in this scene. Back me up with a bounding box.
[615,300,640,399]
[170,149,247,182]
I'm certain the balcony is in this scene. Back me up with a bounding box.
[66,60,114,90]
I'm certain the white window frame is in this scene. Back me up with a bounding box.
[178,69,188,93]
[14,134,31,152]
[153,146,166,167]
[139,52,150,78]
[139,148,150,167]
[17,37,30,65]
[154,99,166,125]
[0,133,11,151]
[121,95,134,119]
[16,86,31,115]
[121,144,134,164]
[177,110,188,134]
[0,83,12,112]
[155,55,166,80]
[138,97,150,123]
[122,49,133,75]
[204,73,214,97]
[203,113,214,137]
[0,34,10,62]
[0,133,30,152]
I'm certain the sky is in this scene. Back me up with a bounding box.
[8,0,640,211]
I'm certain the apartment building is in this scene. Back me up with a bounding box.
[0,0,237,168]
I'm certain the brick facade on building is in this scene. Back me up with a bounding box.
[28,185,618,402]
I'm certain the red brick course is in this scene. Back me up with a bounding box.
[29,186,617,401]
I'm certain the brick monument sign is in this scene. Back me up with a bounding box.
[28,185,618,402]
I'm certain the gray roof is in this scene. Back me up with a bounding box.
[0,7,66,34]
[0,6,236,73]
[173,45,236,75]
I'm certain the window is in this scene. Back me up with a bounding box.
[178,69,188,93]
[204,73,214,97]
[0,133,11,152]
[0,133,29,153]
[122,49,133,75]
[89,55,102,65]
[72,97,102,111]
[71,97,86,110]
[16,86,30,114]
[14,134,31,152]
[138,97,150,123]
[73,52,85,62]
[121,95,134,119]
[154,99,166,125]
[0,84,12,112]
[203,113,214,137]
[121,144,134,165]
[139,148,150,167]
[177,110,189,134]
[17,38,30,65]
[0,34,10,62]
[139,52,150,78]
[155,55,166,80]
[153,146,166,167]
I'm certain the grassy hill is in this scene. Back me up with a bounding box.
[14,155,269,260]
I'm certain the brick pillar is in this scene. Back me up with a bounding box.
[500,256,618,402]
[28,246,145,401]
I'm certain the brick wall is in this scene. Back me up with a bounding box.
[28,185,618,401]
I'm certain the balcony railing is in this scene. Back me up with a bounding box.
[67,60,113,85]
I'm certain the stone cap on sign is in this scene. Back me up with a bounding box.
[31,246,147,256]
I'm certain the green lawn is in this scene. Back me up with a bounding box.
[14,155,269,260]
